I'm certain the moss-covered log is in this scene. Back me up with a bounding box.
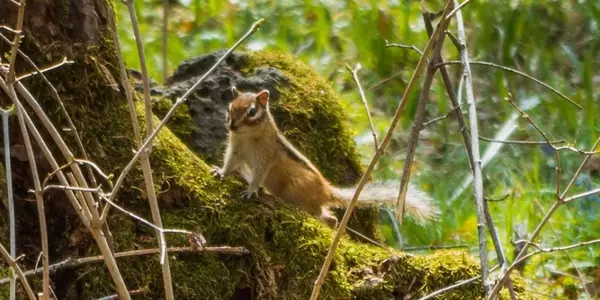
[0,0,525,299]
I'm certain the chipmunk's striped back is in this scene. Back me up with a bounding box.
[214,87,438,227]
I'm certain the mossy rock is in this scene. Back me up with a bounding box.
[0,5,524,296]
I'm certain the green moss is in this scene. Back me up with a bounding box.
[152,98,194,144]
[5,28,525,298]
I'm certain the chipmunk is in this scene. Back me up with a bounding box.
[212,87,438,227]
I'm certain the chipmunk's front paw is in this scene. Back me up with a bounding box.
[240,190,258,200]
[210,166,225,181]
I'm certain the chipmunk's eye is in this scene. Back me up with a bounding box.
[247,106,257,117]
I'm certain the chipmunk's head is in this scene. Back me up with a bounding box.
[227,87,270,133]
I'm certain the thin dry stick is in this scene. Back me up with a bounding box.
[425,12,516,297]
[0,80,130,299]
[346,63,378,150]
[554,145,599,155]
[434,61,581,109]
[4,3,27,297]
[96,194,191,237]
[446,0,473,20]
[1,109,17,300]
[0,246,250,285]
[0,242,36,300]
[397,10,451,222]
[123,0,174,297]
[561,137,600,198]
[453,3,491,295]
[495,238,600,295]
[105,18,265,210]
[487,109,600,299]
[385,41,424,56]
[162,0,169,82]
[309,2,455,299]
[478,134,565,145]
[0,32,101,203]
[96,287,148,300]
[6,0,25,83]
[14,99,50,299]
[418,265,499,300]
[531,200,593,299]
[15,57,73,81]
[422,102,465,127]
[565,188,600,202]
[10,78,103,225]
[403,244,469,251]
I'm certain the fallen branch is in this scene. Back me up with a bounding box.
[0,246,250,285]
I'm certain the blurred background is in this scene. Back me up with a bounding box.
[115,1,599,298]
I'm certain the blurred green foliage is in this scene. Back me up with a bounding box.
[115,0,599,297]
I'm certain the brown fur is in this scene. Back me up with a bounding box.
[214,87,437,228]
[215,87,341,227]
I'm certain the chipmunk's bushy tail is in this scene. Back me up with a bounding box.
[330,182,439,224]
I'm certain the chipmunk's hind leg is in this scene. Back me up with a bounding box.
[320,207,338,229]
[303,203,338,228]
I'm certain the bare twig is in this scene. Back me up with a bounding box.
[397,10,450,222]
[499,239,600,290]
[422,102,465,127]
[123,0,174,297]
[506,95,562,201]
[531,199,594,299]
[96,287,148,300]
[554,145,599,155]
[346,63,378,150]
[560,136,600,198]
[97,194,192,236]
[445,30,460,49]
[403,244,469,251]
[43,185,101,193]
[434,61,581,109]
[309,2,455,299]
[453,3,493,295]
[6,0,25,83]
[162,0,169,82]
[344,227,390,250]
[0,246,250,285]
[0,242,36,300]
[4,0,21,7]
[0,32,100,199]
[14,102,50,299]
[477,134,565,145]
[385,41,424,56]
[418,265,500,300]
[487,100,599,298]
[15,57,73,81]
[485,194,510,202]
[0,78,130,299]
[564,188,600,203]
[446,0,473,20]
[1,109,17,300]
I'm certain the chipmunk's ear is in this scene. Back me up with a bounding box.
[231,86,240,98]
[256,90,269,106]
